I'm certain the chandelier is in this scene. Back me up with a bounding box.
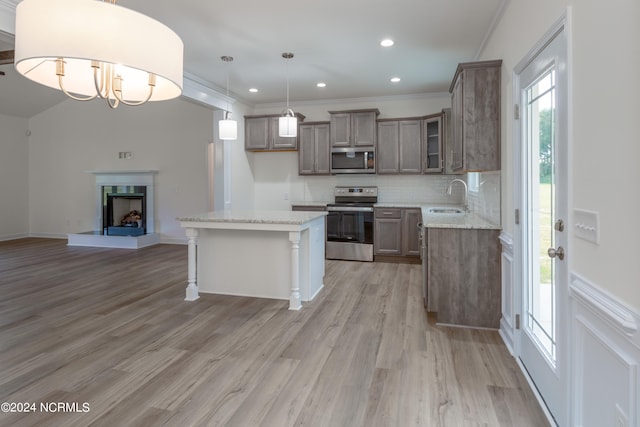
[13,0,184,109]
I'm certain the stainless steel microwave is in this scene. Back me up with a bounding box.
[330,148,375,174]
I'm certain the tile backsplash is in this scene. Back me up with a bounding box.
[301,174,466,205]
[300,171,501,226]
[467,171,501,225]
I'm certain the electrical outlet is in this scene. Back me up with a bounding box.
[283,192,289,201]
[118,151,132,160]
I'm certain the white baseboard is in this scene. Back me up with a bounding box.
[29,233,67,239]
[0,233,29,242]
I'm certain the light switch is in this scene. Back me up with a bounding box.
[573,208,599,244]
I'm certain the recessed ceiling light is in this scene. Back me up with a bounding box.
[316,82,326,88]
[390,77,401,83]
[249,88,258,93]
[380,39,394,47]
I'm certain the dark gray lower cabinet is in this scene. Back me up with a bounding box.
[374,208,402,255]
[374,207,421,259]
[426,228,501,328]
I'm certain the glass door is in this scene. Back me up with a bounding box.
[516,22,568,425]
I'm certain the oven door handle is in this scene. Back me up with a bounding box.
[326,206,374,213]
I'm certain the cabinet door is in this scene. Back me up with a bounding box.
[245,117,270,150]
[330,113,351,147]
[374,218,402,255]
[423,115,443,173]
[298,124,315,175]
[353,111,376,146]
[451,74,464,171]
[314,124,331,174]
[377,121,399,174]
[399,120,422,174]
[402,209,421,256]
[466,66,501,171]
[270,117,297,149]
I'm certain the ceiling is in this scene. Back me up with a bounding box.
[0,0,506,118]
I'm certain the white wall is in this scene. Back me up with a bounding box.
[27,97,214,242]
[248,93,465,210]
[0,113,29,240]
[481,0,640,311]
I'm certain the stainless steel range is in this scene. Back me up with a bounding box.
[326,186,377,262]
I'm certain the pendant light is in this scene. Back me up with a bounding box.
[218,56,237,140]
[279,52,297,138]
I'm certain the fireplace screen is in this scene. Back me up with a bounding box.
[102,186,147,236]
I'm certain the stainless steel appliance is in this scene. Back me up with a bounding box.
[326,186,377,262]
[330,148,375,174]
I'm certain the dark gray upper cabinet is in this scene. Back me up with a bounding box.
[299,122,330,175]
[244,113,306,151]
[376,121,399,174]
[377,119,422,174]
[329,109,379,147]
[449,60,502,172]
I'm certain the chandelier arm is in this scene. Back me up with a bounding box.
[112,72,155,106]
[55,58,98,101]
[106,96,119,109]
[92,61,107,99]
[58,75,98,101]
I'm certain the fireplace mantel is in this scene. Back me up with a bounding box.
[88,170,158,187]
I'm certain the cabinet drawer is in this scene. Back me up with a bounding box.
[375,208,401,219]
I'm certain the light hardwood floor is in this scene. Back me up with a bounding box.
[0,238,549,426]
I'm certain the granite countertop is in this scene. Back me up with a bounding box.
[178,210,327,226]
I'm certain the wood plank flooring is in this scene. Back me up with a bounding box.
[0,238,549,426]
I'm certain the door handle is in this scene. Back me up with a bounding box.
[547,246,565,260]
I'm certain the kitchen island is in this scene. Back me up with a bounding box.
[178,210,327,310]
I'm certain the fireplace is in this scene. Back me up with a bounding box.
[67,171,159,249]
[103,186,147,236]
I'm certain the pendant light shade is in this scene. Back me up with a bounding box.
[219,111,238,140]
[218,56,237,140]
[14,0,183,109]
[279,109,297,138]
[279,52,297,138]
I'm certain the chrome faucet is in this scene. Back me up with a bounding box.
[446,178,468,212]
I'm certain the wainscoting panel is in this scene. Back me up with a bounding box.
[570,273,640,427]
[499,232,515,354]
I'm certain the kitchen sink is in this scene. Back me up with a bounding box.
[426,207,466,215]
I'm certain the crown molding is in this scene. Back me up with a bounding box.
[254,91,451,109]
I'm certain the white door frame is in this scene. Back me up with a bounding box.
[512,10,573,427]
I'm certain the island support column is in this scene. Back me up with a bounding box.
[185,228,200,301]
[289,231,302,310]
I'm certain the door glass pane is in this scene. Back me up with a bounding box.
[526,68,556,365]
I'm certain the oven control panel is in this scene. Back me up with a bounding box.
[334,186,378,197]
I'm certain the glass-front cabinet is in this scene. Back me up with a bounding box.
[423,113,443,173]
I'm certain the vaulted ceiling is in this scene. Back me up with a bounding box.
[0,0,506,117]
